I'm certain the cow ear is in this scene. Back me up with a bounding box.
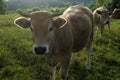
[53,17,67,28]
[96,10,102,14]
[14,17,30,28]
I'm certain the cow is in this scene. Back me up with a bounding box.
[93,6,111,36]
[112,8,120,19]
[14,4,93,80]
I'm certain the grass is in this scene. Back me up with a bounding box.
[0,13,120,80]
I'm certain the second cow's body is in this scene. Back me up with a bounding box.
[93,6,111,35]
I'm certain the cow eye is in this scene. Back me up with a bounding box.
[49,27,54,32]
[48,22,54,32]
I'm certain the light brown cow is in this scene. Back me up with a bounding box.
[14,4,93,80]
[112,8,120,19]
[93,6,111,35]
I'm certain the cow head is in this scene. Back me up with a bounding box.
[14,11,67,55]
[96,9,111,24]
[112,8,120,19]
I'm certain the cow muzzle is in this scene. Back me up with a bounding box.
[34,46,46,54]
[33,45,49,55]
[104,20,110,24]
[105,21,110,24]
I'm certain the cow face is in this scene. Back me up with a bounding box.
[14,11,67,55]
[96,9,111,24]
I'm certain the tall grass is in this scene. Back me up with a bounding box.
[0,13,120,80]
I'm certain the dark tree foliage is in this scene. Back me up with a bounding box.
[107,0,120,10]
[7,0,120,11]
[0,0,7,14]
[7,0,95,11]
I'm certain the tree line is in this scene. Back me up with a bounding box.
[0,0,7,14]
[0,0,120,15]
[6,0,96,11]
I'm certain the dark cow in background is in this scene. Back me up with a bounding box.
[112,8,120,19]
[93,6,111,35]
[14,4,93,80]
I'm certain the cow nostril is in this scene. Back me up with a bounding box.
[106,21,109,24]
[34,46,46,54]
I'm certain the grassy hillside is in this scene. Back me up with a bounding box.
[0,13,120,80]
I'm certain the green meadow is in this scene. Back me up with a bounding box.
[0,13,120,80]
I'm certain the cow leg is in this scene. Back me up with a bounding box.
[86,48,91,70]
[86,30,93,70]
[96,26,100,31]
[60,63,69,80]
[70,53,78,64]
[106,19,110,32]
[100,25,104,36]
[60,54,71,80]
[96,25,101,34]
[108,23,110,32]
[49,66,56,80]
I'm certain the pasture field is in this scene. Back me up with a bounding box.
[0,13,120,80]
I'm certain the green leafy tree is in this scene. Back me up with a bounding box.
[95,0,112,7]
[95,0,120,10]
[108,0,120,10]
[0,0,7,14]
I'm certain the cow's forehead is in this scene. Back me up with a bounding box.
[100,9,109,16]
[30,11,52,20]
[30,11,52,27]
